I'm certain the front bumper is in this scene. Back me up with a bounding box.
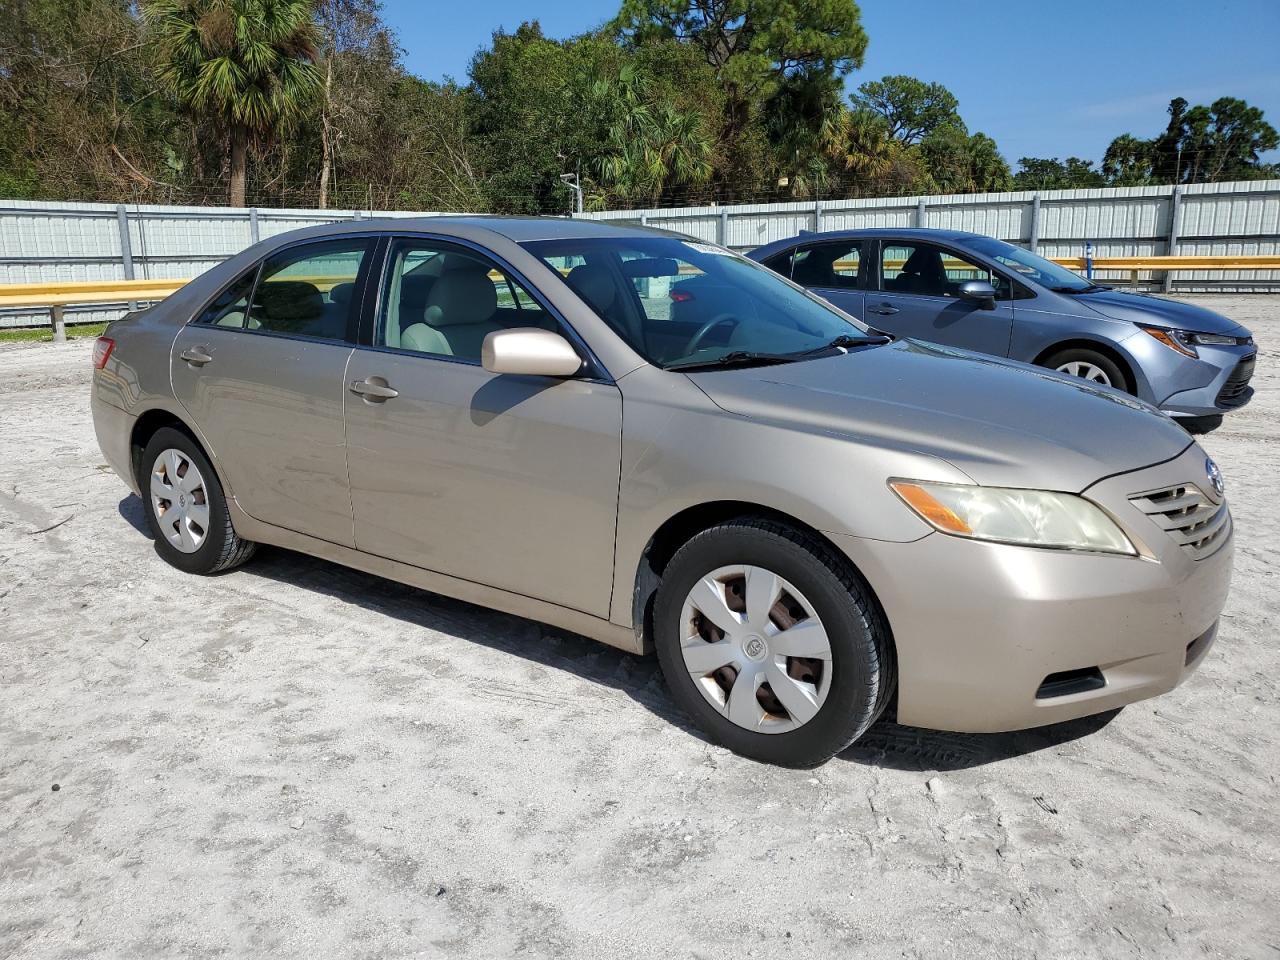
[831,444,1233,733]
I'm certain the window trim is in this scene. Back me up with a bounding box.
[359,232,613,382]
[186,232,381,346]
[790,239,869,293]
[872,237,1025,303]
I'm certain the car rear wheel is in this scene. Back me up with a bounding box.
[141,427,256,575]
[1043,347,1130,393]
[653,519,894,767]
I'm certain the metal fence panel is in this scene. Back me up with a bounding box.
[4,180,1279,328]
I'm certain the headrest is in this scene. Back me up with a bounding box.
[399,274,435,311]
[902,249,941,277]
[255,281,323,321]
[329,281,355,306]
[423,269,497,328]
[565,264,617,314]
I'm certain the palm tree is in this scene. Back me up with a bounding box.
[145,0,322,206]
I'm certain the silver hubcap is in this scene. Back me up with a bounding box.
[679,564,833,734]
[1056,360,1112,386]
[150,448,209,553]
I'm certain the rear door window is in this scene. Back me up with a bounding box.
[245,239,373,340]
[790,241,864,290]
[196,269,256,327]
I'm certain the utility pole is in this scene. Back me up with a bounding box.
[559,173,583,216]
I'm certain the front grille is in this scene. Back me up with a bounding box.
[1216,354,1255,408]
[1129,483,1230,560]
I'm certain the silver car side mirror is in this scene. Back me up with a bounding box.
[482,328,584,377]
[958,280,997,310]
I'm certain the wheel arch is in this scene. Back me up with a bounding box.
[128,406,233,502]
[1033,337,1140,395]
[630,500,893,658]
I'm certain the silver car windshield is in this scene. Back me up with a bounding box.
[959,236,1094,292]
[523,237,871,369]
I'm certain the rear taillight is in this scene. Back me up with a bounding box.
[670,289,695,303]
[92,337,115,369]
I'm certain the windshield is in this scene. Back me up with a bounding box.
[958,236,1094,292]
[522,236,869,369]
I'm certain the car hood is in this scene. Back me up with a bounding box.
[687,340,1193,492]
[1074,288,1250,336]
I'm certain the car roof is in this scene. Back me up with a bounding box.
[747,227,990,257]
[273,214,687,245]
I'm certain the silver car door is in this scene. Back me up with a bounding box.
[343,237,623,618]
[170,236,375,547]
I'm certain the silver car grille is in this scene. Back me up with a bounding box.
[1128,483,1230,560]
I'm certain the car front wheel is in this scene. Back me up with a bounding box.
[653,519,894,767]
[1043,347,1130,393]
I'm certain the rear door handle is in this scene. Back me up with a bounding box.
[870,304,900,316]
[349,378,399,401]
[180,347,212,366]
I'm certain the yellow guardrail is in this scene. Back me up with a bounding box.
[4,255,1279,342]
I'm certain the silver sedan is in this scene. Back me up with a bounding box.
[91,217,1233,766]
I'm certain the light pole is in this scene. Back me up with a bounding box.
[559,173,583,216]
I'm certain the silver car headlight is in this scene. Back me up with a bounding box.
[889,480,1136,555]
[1140,325,1249,358]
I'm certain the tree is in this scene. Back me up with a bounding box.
[827,108,929,196]
[1103,96,1278,187]
[611,0,867,155]
[587,64,713,206]
[918,121,1011,194]
[144,0,323,206]
[851,75,959,144]
[1013,157,1107,190]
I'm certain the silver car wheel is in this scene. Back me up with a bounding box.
[679,564,833,734]
[1056,360,1112,386]
[149,447,210,554]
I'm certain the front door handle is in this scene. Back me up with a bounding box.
[349,378,399,402]
[180,347,212,366]
[870,304,900,316]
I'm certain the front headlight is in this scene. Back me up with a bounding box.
[1140,325,1246,358]
[889,480,1136,555]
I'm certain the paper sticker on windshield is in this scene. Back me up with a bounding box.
[683,241,734,257]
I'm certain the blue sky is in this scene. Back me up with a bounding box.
[381,0,1280,166]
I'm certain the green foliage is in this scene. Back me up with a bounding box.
[852,75,959,144]
[1,2,1275,212]
[1013,157,1107,190]
[144,0,323,203]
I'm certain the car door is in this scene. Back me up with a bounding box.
[343,236,623,618]
[868,239,1015,356]
[770,239,867,319]
[171,235,376,547]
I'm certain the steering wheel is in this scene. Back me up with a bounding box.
[685,313,740,355]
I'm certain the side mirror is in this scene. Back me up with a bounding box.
[482,328,584,377]
[958,280,997,310]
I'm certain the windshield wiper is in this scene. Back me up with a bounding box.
[1050,284,1112,294]
[665,350,800,372]
[802,333,893,353]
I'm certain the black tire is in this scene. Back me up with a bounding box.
[653,519,895,767]
[1042,347,1131,394]
[139,426,256,575]
[1179,414,1223,435]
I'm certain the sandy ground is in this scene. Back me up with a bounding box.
[1,296,1278,960]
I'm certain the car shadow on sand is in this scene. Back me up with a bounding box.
[120,493,1122,773]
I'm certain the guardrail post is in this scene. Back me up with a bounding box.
[116,204,139,311]
[50,305,66,343]
[249,207,260,244]
[1029,194,1042,253]
[640,213,649,226]
[1163,185,1183,293]
[814,198,823,232]
[718,208,729,246]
